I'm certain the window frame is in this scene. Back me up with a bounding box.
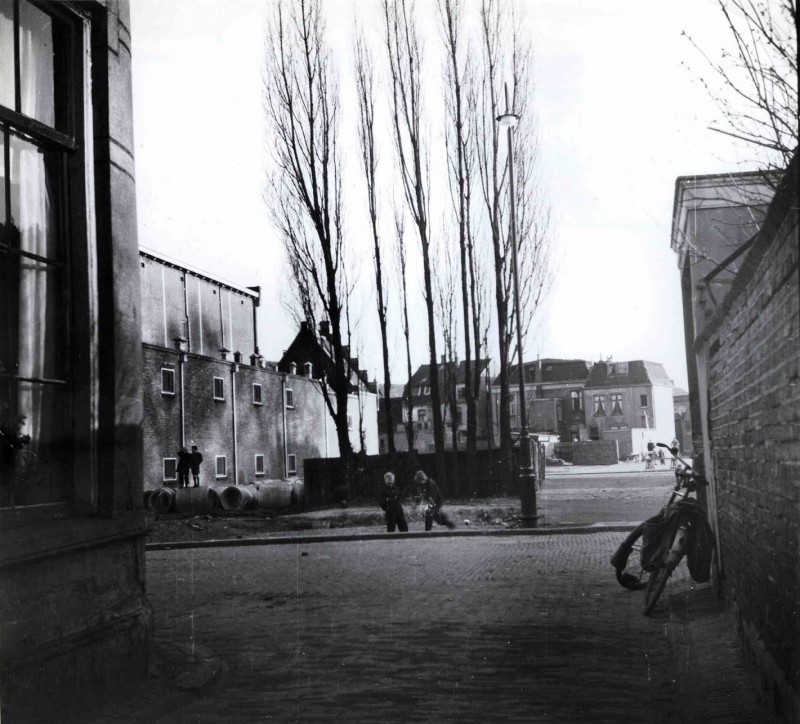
[285,388,294,409]
[287,453,297,476]
[215,455,227,479]
[161,367,176,396]
[163,457,177,482]
[593,395,606,416]
[253,382,263,405]
[0,2,96,518]
[611,393,623,416]
[213,376,225,401]
[640,394,649,407]
[254,453,265,476]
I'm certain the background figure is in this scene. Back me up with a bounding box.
[177,447,191,488]
[190,445,203,487]
[413,470,456,532]
[379,472,408,533]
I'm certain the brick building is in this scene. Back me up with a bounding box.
[1,2,151,715]
[382,360,492,453]
[583,359,675,459]
[672,163,799,719]
[490,358,592,444]
[141,249,377,491]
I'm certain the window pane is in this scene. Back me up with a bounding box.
[18,0,55,127]
[0,379,69,506]
[0,0,13,110]
[9,134,62,260]
[1,253,67,379]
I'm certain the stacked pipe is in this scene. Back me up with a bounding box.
[144,479,304,514]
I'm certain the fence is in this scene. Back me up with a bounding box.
[302,442,546,508]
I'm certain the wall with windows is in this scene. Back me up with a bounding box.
[0,1,151,715]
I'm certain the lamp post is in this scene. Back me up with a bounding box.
[497,84,537,527]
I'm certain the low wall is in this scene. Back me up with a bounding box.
[570,440,619,465]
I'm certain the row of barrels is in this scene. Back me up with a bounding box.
[144,480,304,514]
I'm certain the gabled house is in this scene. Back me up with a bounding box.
[381,359,492,453]
[279,321,379,454]
[490,359,592,443]
[583,359,675,459]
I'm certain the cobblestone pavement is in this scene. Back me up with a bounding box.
[144,533,767,723]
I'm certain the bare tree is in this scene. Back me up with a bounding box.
[354,28,395,457]
[264,0,355,464]
[474,0,553,479]
[434,231,460,485]
[382,0,447,485]
[438,0,480,491]
[685,0,798,171]
[393,209,415,452]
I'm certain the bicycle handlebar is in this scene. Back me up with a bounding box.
[655,442,709,487]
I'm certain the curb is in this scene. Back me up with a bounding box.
[146,522,638,551]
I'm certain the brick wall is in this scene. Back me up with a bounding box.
[705,198,799,719]
[143,348,331,490]
[571,440,619,465]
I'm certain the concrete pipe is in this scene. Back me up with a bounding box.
[174,486,214,514]
[218,484,256,511]
[150,487,176,513]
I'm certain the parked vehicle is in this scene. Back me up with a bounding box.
[611,443,716,615]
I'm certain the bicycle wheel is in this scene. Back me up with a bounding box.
[643,561,675,615]
[612,524,647,590]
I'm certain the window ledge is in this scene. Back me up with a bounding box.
[0,511,148,569]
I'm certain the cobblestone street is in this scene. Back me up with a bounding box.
[146,532,766,723]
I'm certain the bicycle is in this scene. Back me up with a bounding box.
[610,443,716,615]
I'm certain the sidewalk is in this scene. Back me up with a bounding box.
[62,528,772,723]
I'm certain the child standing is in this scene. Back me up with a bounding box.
[379,472,408,533]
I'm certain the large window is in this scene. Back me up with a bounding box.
[593,395,606,416]
[571,390,582,411]
[213,376,225,401]
[611,393,623,416]
[0,1,82,508]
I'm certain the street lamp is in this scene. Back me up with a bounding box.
[497,84,537,527]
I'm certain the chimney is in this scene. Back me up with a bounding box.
[173,336,187,351]
[233,351,243,365]
[319,320,331,338]
[220,347,230,361]
[300,320,309,332]
[250,353,261,367]
[304,362,313,378]
[289,362,297,375]
[352,357,359,372]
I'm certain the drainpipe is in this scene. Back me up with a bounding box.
[174,337,187,447]
[231,356,239,485]
[281,373,288,478]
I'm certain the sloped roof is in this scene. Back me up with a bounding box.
[408,359,491,388]
[492,358,591,386]
[586,360,673,388]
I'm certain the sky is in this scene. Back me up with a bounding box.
[129,0,755,391]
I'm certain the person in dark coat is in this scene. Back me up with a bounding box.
[379,472,408,533]
[190,445,203,487]
[413,470,456,531]
[176,447,191,488]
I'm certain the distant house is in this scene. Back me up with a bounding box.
[583,360,675,459]
[278,321,379,455]
[490,359,592,444]
[383,359,492,453]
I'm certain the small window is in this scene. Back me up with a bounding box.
[617,362,629,375]
[285,388,294,409]
[213,376,225,401]
[347,414,353,430]
[163,458,177,481]
[417,408,427,422]
[571,390,582,411]
[640,394,649,407]
[287,453,297,476]
[161,368,176,396]
[611,393,623,416]
[255,454,265,476]
[593,395,606,416]
[253,383,263,405]
[215,456,227,478]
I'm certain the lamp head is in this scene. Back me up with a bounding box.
[496,112,520,129]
